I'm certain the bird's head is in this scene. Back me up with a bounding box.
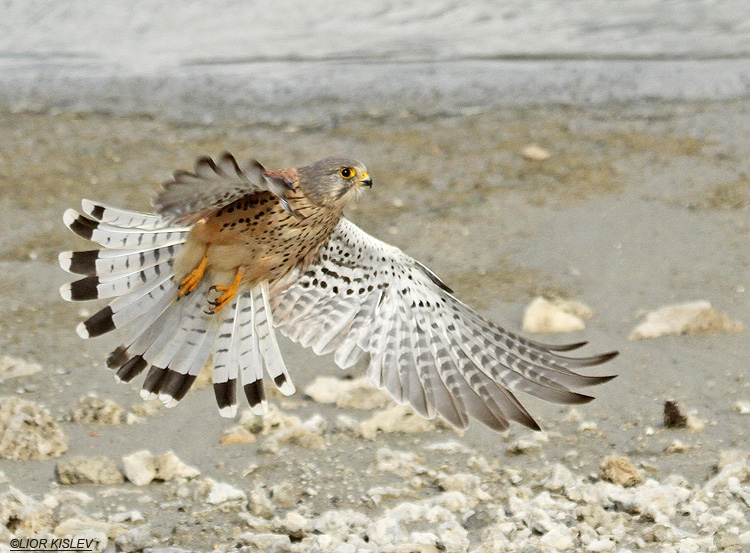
[296,157,372,207]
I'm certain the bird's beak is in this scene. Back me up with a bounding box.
[357,172,373,188]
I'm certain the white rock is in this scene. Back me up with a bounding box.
[599,456,644,487]
[540,525,576,550]
[42,489,93,511]
[108,510,143,523]
[296,533,342,551]
[239,403,301,435]
[273,511,310,539]
[665,439,698,454]
[611,479,691,518]
[425,440,474,454]
[435,473,490,503]
[733,401,750,415]
[374,447,424,477]
[237,532,291,552]
[0,355,41,382]
[522,297,588,333]
[56,455,124,485]
[70,395,125,425]
[367,485,419,505]
[220,425,257,445]
[128,400,163,419]
[333,414,359,433]
[586,538,616,552]
[0,397,68,460]
[0,487,54,536]
[544,464,576,492]
[522,144,552,161]
[563,408,584,422]
[53,517,125,540]
[248,485,274,518]
[359,404,447,439]
[704,459,749,494]
[259,413,326,454]
[366,513,408,546]
[121,450,200,486]
[305,376,390,409]
[126,412,147,425]
[506,438,542,456]
[629,300,743,340]
[206,480,246,505]
[578,421,599,433]
[269,482,296,508]
[425,492,471,516]
[73,530,108,553]
[685,414,706,431]
[367,501,466,550]
[313,509,371,541]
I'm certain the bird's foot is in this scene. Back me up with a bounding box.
[178,254,208,297]
[209,269,244,313]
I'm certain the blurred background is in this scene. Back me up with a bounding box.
[0,1,748,551]
[2,1,750,123]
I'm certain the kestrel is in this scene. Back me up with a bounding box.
[60,153,617,431]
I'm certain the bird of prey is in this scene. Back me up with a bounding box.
[59,153,617,432]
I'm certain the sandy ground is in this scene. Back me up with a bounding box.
[0,100,748,551]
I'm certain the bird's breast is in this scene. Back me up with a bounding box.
[183,192,341,285]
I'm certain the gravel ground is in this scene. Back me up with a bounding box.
[0,99,748,552]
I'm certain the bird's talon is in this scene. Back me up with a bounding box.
[178,254,208,297]
[209,269,244,314]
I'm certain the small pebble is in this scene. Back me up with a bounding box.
[522,144,552,161]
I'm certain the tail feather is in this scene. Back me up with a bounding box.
[75,273,175,338]
[148,282,209,370]
[61,200,297,418]
[64,209,188,249]
[257,284,295,396]
[81,199,175,230]
[59,244,181,277]
[111,297,188,381]
[212,297,240,418]
[238,291,267,415]
[60,260,174,301]
[158,315,217,408]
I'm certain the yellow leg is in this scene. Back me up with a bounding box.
[210,269,244,313]
[178,254,208,297]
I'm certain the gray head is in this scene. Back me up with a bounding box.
[297,157,372,206]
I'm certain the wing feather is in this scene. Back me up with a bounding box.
[272,218,617,431]
[153,152,294,224]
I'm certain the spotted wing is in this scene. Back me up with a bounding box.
[271,218,617,431]
[153,152,295,225]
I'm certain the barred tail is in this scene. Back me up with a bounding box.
[60,200,295,416]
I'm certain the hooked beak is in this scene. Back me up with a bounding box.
[357,172,373,188]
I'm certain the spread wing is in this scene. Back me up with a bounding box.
[271,219,617,431]
[153,152,295,225]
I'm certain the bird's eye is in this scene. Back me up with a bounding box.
[339,167,355,179]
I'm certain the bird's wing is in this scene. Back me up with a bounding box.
[152,152,296,225]
[271,218,617,431]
